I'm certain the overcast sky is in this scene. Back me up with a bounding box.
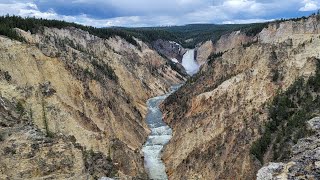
[0,0,319,27]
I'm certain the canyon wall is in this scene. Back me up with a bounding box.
[257,117,320,180]
[0,27,185,179]
[195,31,256,65]
[152,39,187,62]
[161,16,320,179]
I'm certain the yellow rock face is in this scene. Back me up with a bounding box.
[0,27,185,179]
[196,31,256,65]
[195,40,214,65]
[161,16,320,180]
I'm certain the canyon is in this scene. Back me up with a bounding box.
[161,15,320,179]
[142,49,199,180]
[142,85,179,180]
[1,15,320,180]
[0,26,185,179]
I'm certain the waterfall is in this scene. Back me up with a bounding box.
[181,49,200,75]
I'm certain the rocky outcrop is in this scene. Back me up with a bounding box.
[195,31,256,65]
[0,93,121,180]
[0,94,89,179]
[259,17,320,44]
[160,16,320,179]
[195,40,214,65]
[214,30,256,53]
[152,39,187,62]
[0,27,185,179]
[257,117,320,180]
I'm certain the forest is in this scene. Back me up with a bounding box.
[2,14,320,49]
[251,58,320,163]
[0,15,140,45]
[0,15,268,48]
[124,23,268,48]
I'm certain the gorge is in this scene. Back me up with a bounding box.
[142,85,178,180]
[142,48,199,180]
[1,14,320,180]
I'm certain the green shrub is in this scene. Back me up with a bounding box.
[208,52,224,65]
[242,23,268,36]
[29,108,33,122]
[4,71,11,82]
[16,101,24,115]
[242,40,258,48]
[272,69,281,82]
[91,60,118,82]
[42,100,53,138]
[250,128,271,163]
[251,58,320,163]
[0,133,4,141]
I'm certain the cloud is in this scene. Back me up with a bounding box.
[223,18,274,24]
[34,0,212,18]
[0,0,316,27]
[0,2,110,26]
[299,0,320,11]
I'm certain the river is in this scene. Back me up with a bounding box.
[142,49,199,180]
[142,85,180,180]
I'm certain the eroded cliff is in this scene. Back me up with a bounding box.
[0,26,185,179]
[161,16,320,179]
[195,31,256,65]
[257,117,320,180]
[152,39,187,62]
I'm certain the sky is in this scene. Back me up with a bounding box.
[0,0,319,27]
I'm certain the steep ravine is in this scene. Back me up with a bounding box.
[142,46,200,179]
[2,16,320,180]
[161,16,320,179]
[0,27,186,179]
[142,85,180,180]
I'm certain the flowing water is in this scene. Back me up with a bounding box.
[142,49,199,179]
[181,49,200,75]
[142,85,180,180]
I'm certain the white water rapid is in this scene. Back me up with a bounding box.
[142,48,200,180]
[142,85,181,180]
